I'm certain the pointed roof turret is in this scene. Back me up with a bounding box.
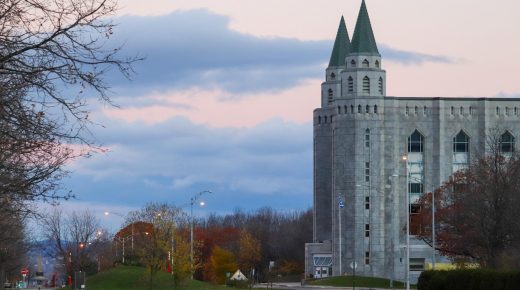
[350,0,379,54]
[328,16,351,67]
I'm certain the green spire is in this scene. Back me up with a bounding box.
[328,16,351,67]
[350,0,379,54]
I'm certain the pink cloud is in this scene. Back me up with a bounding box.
[103,79,321,128]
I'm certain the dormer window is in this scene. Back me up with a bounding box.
[351,59,357,67]
[362,59,369,68]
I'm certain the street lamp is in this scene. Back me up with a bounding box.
[190,190,212,279]
[104,211,134,252]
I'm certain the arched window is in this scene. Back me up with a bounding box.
[344,105,348,114]
[469,106,473,115]
[330,115,333,122]
[460,107,464,115]
[500,131,515,153]
[453,131,469,153]
[330,72,336,80]
[496,106,500,115]
[374,105,378,114]
[350,59,357,67]
[366,105,370,114]
[408,130,424,153]
[453,131,469,172]
[375,60,380,68]
[351,105,354,114]
[324,116,328,123]
[362,59,369,68]
[358,105,362,114]
[450,106,454,115]
[362,76,370,94]
[414,106,418,115]
[378,77,383,94]
[348,76,354,93]
[338,106,341,114]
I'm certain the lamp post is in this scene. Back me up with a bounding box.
[402,155,410,290]
[190,190,212,279]
[104,211,134,252]
[337,193,344,275]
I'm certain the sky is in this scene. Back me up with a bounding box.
[47,0,520,230]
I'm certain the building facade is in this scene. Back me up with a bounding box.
[305,0,520,282]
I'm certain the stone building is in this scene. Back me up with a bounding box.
[305,0,520,283]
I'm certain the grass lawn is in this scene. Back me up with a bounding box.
[84,266,229,290]
[308,275,414,289]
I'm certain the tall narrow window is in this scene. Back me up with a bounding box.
[348,76,354,93]
[450,106,454,115]
[344,105,348,114]
[324,116,327,123]
[318,116,321,124]
[358,105,362,114]
[365,251,370,265]
[366,105,370,114]
[362,59,369,68]
[515,107,518,115]
[506,107,510,116]
[469,106,473,116]
[363,76,370,94]
[453,131,469,172]
[330,72,336,80]
[500,131,515,153]
[408,130,424,152]
[375,60,380,68]
[423,106,427,115]
[351,105,354,114]
[365,196,370,210]
[351,59,357,67]
[407,130,425,213]
[365,129,370,148]
[327,89,333,103]
[414,106,418,115]
[496,106,500,115]
[374,105,378,114]
[460,107,464,115]
[378,77,383,94]
[405,106,409,115]
[365,162,370,182]
[365,224,370,237]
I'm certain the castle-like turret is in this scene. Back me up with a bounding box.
[343,0,386,97]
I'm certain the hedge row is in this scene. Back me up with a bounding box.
[417,269,520,290]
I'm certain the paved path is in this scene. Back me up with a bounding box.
[254,282,399,290]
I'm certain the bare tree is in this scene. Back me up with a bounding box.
[41,208,104,278]
[0,0,139,213]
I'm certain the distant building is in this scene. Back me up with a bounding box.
[305,0,520,282]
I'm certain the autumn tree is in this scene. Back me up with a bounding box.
[238,229,261,277]
[127,203,190,289]
[209,246,237,284]
[415,132,520,268]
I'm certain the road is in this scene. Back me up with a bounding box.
[254,282,397,290]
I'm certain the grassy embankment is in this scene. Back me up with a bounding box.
[83,266,228,290]
[308,275,415,289]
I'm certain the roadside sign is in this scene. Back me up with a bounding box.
[339,201,345,208]
[21,268,29,275]
[349,261,358,269]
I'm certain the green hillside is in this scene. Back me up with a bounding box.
[308,275,410,289]
[84,266,228,290]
